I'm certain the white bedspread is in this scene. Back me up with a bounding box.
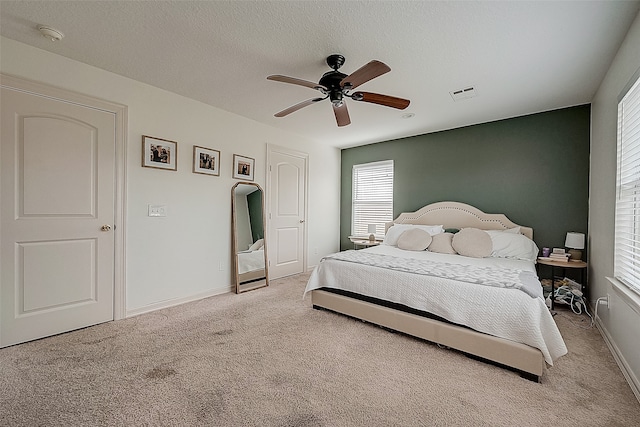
[305,245,567,365]
[237,249,265,274]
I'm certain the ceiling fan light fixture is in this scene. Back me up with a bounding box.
[329,90,343,106]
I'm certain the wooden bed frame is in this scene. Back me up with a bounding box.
[311,201,545,381]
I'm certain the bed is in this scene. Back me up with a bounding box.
[305,201,567,381]
[237,247,266,283]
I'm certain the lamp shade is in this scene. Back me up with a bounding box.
[565,232,585,250]
[368,224,377,234]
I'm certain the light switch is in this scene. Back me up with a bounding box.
[148,204,167,217]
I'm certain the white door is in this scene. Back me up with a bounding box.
[1,85,116,347]
[267,146,307,279]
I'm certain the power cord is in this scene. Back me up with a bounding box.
[552,285,594,328]
[594,296,608,323]
[556,311,593,329]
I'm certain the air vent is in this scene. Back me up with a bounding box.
[450,86,477,101]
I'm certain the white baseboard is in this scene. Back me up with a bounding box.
[126,285,233,318]
[595,317,640,403]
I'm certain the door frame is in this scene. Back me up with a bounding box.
[266,144,309,275]
[1,73,128,320]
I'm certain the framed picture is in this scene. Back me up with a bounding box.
[193,146,220,176]
[232,154,255,181]
[142,135,177,171]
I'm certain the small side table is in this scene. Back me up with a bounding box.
[536,258,588,310]
[348,236,381,250]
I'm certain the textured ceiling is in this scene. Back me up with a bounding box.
[1,1,639,148]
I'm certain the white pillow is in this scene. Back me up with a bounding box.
[397,229,432,251]
[451,228,492,258]
[383,224,444,246]
[502,226,521,234]
[485,230,539,261]
[428,232,457,254]
[248,238,264,251]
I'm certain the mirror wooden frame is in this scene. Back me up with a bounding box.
[231,182,268,293]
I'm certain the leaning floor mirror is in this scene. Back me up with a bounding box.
[232,182,268,293]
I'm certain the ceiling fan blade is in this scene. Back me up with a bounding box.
[274,97,325,117]
[352,92,410,110]
[340,60,391,90]
[267,75,327,92]
[333,102,351,127]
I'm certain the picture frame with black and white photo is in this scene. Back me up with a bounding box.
[232,154,255,181]
[193,146,220,176]
[142,135,177,171]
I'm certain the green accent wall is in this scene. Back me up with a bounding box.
[341,105,591,253]
[247,189,264,241]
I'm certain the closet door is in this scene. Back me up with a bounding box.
[1,82,117,347]
[267,146,307,279]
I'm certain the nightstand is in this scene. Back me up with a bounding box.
[536,258,588,310]
[348,236,381,250]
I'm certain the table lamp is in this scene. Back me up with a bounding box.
[565,232,585,261]
[368,224,377,242]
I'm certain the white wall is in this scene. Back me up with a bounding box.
[589,12,640,397]
[0,37,340,314]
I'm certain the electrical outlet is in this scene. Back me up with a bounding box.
[606,293,611,308]
[219,261,224,271]
[598,294,611,309]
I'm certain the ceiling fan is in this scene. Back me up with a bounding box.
[267,54,410,127]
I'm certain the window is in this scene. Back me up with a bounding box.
[615,73,640,295]
[352,160,393,239]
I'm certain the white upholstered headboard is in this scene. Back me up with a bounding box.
[385,201,533,240]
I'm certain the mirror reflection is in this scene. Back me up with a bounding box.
[232,182,268,293]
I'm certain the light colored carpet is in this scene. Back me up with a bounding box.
[1,272,639,426]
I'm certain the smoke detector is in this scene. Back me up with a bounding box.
[38,25,64,42]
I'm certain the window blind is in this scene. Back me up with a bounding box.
[352,160,394,239]
[615,74,640,295]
